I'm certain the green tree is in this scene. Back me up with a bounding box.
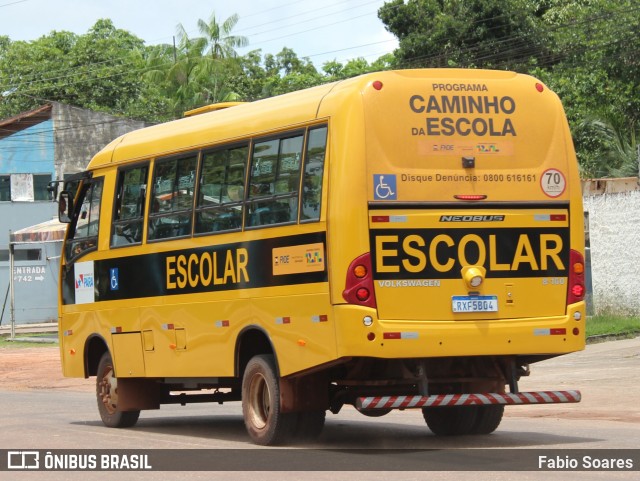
[536,0,639,176]
[146,11,248,117]
[377,0,639,178]
[197,12,248,60]
[254,48,322,98]
[228,49,270,101]
[0,20,166,121]
[578,116,638,178]
[378,0,547,69]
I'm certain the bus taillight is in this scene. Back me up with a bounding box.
[343,253,377,308]
[567,249,585,305]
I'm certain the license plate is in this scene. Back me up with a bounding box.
[452,295,498,313]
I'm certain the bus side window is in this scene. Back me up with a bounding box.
[66,178,104,262]
[195,145,248,235]
[111,164,149,247]
[148,154,198,241]
[247,134,303,228]
[301,126,327,222]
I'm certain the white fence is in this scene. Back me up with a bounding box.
[584,190,640,315]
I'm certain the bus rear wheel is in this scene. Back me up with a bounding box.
[422,406,478,436]
[356,406,392,417]
[469,405,504,434]
[422,405,504,435]
[96,352,140,428]
[242,354,297,445]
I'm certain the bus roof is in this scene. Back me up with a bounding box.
[86,69,555,171]
[87,80,342,169]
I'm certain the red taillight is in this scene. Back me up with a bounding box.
[356,288,370,301]
[343,253,377,308]
[454,194,487,201]
[571,284,585,297]
[567,249,585,304]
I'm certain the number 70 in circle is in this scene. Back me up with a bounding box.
[540,168,566,198]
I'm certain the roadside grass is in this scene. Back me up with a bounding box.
[0,333,58,349]
[586,314,640,341]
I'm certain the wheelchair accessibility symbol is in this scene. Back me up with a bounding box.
[110,268,119,291]
[374,174,397,200]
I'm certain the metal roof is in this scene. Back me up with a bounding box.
[0,104,52,142]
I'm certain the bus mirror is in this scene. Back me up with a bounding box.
[58,191,72,223]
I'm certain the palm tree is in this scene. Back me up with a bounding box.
[582,115,639,178]
[179,12,247,107]
[197,12,248,60]
[147,12,247,117]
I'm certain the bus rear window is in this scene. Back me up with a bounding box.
[247,133,303,228]
[301,126,327,222]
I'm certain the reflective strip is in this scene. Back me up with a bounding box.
[440,394,454,406]
[359,397,372,409]
[355,391,581,410]
[504,393,524,404]
[475,393,491,405]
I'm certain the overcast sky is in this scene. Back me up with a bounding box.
[0,0,399,68]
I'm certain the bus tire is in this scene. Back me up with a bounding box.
[242,354,296,445]
[356,407,392,417]
[422,406,478,436]
[96,352,140,428]
[295,410,326,441]
[469,405,504,435]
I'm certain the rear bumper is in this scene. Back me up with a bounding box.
[333,302,586,359]
[357,390,581,410]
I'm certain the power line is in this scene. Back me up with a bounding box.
[236,0,381,38]
[393,4,640,70]
[0,0,27,8]
[1,1,637,127]
[233,0,352,34]
[1,0,392,90]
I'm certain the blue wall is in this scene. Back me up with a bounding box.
[0,120,55,174]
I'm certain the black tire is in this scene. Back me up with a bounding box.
[469,405,504,435]
[356,407,392,417]
[96,352,140,428]
[422,406,478,436]
[241,354,297,445]
[295,410,326,441]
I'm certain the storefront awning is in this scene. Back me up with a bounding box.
[10,218,66,243]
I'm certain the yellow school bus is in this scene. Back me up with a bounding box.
[58,69,585,445]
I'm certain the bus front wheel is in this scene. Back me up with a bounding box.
[242,354,296,445]
[96,352,140,428]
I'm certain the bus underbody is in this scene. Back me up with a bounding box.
[100,353,580,443]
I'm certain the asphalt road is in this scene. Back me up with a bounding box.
[1,336,639,480]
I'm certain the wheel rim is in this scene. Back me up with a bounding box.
[98,365,118,415]
[248,372,270,430]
